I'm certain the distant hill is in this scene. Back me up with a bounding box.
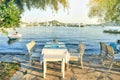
[21,20,120,27]
[39,20,86,27]
[39,20,63,26]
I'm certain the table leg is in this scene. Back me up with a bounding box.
[62,59,65,78]
[43,60,46,78]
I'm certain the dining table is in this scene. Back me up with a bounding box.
[41,42,70,78]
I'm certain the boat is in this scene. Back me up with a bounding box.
[103,29,120,33]
[8,33,22,39]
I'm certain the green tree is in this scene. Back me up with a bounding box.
[0,0,21,34]
[3,0,69,12]
[0,0,69,33]
[88,0,120,23]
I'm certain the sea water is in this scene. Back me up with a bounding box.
[0,26,120,55]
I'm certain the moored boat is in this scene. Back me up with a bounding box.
[103,29,120,33]
[8,33,22,39]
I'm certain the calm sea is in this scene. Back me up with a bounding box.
[0,26,120,55]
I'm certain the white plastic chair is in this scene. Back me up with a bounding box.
[69,42,85,68]
[26,40,41,66]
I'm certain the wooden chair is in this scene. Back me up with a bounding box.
[106,45,120,71]
[69,42,85,68]
[99,42,108,65]
[99,42,108,56]
[26,40,41,66]
[97,45,120,79]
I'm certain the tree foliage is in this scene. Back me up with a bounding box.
[3,0,69,12]
[88,0,120,23]
[0,0,21,28]
[0,0,69,34]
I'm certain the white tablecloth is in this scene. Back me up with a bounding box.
[40,42,69,64]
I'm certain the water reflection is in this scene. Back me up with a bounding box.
[7,38,21,45]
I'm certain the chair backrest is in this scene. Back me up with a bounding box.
[117,40,120,44]
[78,43,85,57]
[26,40,36,54]
[106,45,114,61]
[31,40,36,47]
[109,42,117,53]
[99,42,107,57]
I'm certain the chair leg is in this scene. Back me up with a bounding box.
[80,57,83,69]
[67,61,69,69]
[101,58,106,66]
[30,59,32,66]
[108,61,113,72]
[69,62,72,69]
[100,58,103,64]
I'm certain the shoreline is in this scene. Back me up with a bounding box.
[0,53,99,55]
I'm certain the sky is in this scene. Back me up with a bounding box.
[21,0,99,24]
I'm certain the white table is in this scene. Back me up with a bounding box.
[41,42,69,78]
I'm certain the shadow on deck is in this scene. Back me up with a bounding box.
[0,54,120,80]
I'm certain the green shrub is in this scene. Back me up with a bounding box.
[0,62,20,80]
